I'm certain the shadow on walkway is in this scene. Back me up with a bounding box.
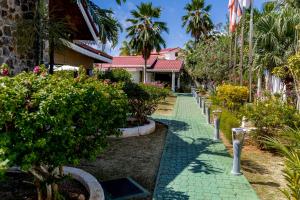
[153,118,231,199]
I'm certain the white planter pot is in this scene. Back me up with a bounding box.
[63,167,104,200]
[118,120,156,138]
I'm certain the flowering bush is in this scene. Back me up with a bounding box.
[0,63,10,76]
[243,94,300,149]
[0,73,128,199]
[33,64,48,76]
[216,84,249,110]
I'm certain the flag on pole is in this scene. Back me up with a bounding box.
[228,0,252,32]
[228,0,237,32]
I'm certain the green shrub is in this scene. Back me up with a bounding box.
[123,82,169,125]
[216,84,249,110]
[196,85,206,95]
[211,105,240,142]
[243,95,300,148]
[0,72,128,199]
[104,68,132,83]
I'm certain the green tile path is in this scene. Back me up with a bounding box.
[152,94,259,200]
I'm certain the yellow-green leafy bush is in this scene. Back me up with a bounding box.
[216,84,249,110]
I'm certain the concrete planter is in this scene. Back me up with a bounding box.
[64,167,104,200]
[118,119,156,138]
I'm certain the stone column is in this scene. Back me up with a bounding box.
[172,72,176,92]
[0,0,36,73]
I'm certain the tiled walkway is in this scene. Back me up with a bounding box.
[152,94,259,200]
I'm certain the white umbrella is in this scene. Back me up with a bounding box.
[54,65,79,72]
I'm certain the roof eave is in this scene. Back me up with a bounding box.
[77,0,99,42]
[63,39,112,63]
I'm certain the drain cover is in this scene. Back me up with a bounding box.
[100,177,150,200]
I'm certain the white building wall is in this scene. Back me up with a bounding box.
[130,71,141,83]
[164,52,176,60]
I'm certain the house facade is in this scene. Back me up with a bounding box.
[96,48,184,92]
[0,0,112,74]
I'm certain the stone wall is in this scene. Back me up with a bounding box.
[0,0,36,73]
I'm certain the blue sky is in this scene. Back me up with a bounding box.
[94,0,267,55]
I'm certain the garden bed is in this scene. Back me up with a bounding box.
[0,172,89,200]
[78,122,168,199]
[220,126,286,200]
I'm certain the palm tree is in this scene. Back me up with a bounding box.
[182,0,213,43]
[126,2,168,83]
[119,41,133,56]
[86,1,122,50]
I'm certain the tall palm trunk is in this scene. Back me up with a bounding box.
[239,10,245,86]
[248,0,254,102]
[143,58,147,83]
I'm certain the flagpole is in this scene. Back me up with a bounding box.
[239,7,245,86]
[248,0,254,102]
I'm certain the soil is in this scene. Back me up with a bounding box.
[0,172,89,200]
[78,122,168,199]
[221,132,286,200]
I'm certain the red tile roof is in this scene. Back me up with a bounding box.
[96,56,158,68]
[95,56,183,73]
[151,60,183,72]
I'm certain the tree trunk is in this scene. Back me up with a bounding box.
[239,10,245,86]
[34,178,43,200]
[143,58,147,83]
[49,38,54,74]
[46,184,52,200]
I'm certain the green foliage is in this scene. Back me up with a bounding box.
[183,37,231,83]
[123,82,169,125]
[244,95,300,148]
[254,5,300,72]
[216,84,249,110]
[265,127,300,199]
[104,69,132,83]
[86,0,122,48]
[196,85,206,95]
[0,73,128,197]
[287,53,300,78]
